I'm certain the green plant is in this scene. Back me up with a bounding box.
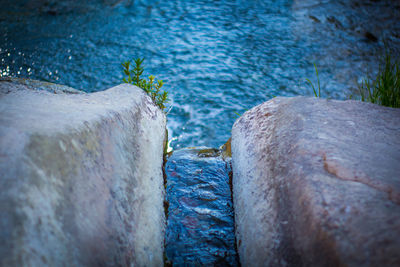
[122,58,169,110]
[306,63,321,98]
[358,52,400,108]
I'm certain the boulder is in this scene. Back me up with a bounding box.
[0,77,82,94]
[0,80,166,266]
[231,97,400,266]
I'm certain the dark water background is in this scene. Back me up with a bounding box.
[1,0,399,148]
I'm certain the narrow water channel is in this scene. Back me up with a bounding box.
[165,148,239,266]
[2,1,399,265]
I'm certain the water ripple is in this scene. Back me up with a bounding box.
[165,148,239,266]
[1,0,399,147]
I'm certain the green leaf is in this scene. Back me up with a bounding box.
[305,78,317,97]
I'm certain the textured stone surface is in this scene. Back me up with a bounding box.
[232,97,400,267]
[0,80,166,266]
[0,77,82,94]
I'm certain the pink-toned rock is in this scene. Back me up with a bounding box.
[232,97,400,266]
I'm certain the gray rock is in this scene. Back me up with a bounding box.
[0,80,166,266]
[0,77,82,94]
[231,97,400,267]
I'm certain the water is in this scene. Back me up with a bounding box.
[1,0,399,148]
[165,148,238,266]
[1,1,399,265]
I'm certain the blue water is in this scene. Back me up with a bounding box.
[165,148,238,266]
[1,1,399,265]
[1,0,399,147]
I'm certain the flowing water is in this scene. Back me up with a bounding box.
[165,148,238,266]
[1,1,399,265]
[1,0,399,148]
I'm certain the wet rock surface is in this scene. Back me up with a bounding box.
[0,80,166,266]
[232,97,400,266]
[165,148,239,266]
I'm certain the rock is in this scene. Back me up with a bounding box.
[309,15,320,23]
[364,31,378,42]
[326,16,344,30]
[231,97,400,266]
[197,147,221,158]
[220,137,232,159]
[0,77,82,94]
[0,80,166,266]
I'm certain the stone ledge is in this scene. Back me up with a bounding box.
[0,80,166,266]
[232,97,400,266]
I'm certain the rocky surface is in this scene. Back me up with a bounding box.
[231,97,400,266]
[0,77,82,94]
[0,80,166,266]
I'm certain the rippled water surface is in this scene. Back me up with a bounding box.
[165,148,238,266]
[1,0,399,147]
